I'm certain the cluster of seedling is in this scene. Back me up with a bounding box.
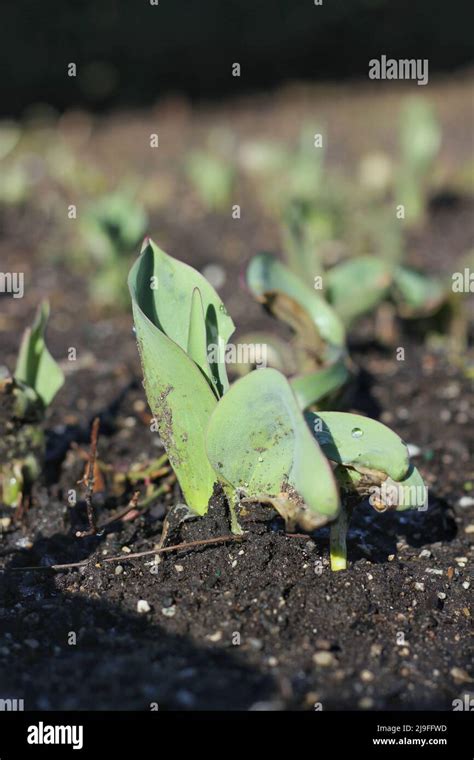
[129,239,426,570]
[3,96,465,570]
[233,99,467,349]
[0,302,64,515]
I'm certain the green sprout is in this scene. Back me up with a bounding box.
[244,251,350,410]
[396,98,441,227]
[78,187,148,308]
[129,240,425,570]
[246,196,450,352]
[0,302,64,511]
[185,150,235,212]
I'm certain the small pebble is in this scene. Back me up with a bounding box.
[419,549,431,559]
[137,600,151,614]
[121,546,131,554]
[458,496,474,508]
[207,631,222,642]
[16,537,33,549]
[267,656,278,667]
[451,667,472,684]
[462,581,470,590]
[414,582,425,591]
[313,651,335,667]
[359,697,374,709]
[162,605,176,617]
[115,565,124,576]
[174,564,184,573]
[360,669,374,683]
[464,525,474,534]
[437,592,447,600]
[315,639,331,650]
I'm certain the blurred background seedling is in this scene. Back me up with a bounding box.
[75,186,148,309]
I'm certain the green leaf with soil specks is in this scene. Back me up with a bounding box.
[307,411,410,481]
[134,239,235,397]
[129,249,221,515]
[247,252,346,351]
[14,301,65,408]
[206,368,340,531]
[326,256,393,325]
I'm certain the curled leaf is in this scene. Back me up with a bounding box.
[129,242,224,515]
[307,410,410,482]
[247,252,346,351]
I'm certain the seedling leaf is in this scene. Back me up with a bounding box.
[136,239,234,396]
[247,252,346,350]
[206,368,340,531]
[326,256,393,325]
[14,301,65,408]
[129,245,221,515]
[290,359,350,410]
[307,410,410,482]
[393,265,445,317]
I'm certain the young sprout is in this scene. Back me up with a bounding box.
[78,187,148,308]
[129,242,425,569]
[185,130,236,213]
[397,98,441,227]
[245,251,350,410]
[0,302,64,511]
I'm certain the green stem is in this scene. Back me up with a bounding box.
[224,485,243,536]
[329,500,352,571]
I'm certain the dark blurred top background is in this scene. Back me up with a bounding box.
[1,0,473,116]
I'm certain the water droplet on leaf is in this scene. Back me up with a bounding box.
[351,427,363,439]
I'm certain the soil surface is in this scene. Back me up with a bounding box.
[0,75,473,711]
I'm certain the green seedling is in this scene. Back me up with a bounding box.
[78,187,148,308]
[129,241,425,569]
[185,150,235,212]
[241,126,347,232]
[247,214,449,355]
[396,98,441,227]
[0,302,64,510]
[245,251,350,410]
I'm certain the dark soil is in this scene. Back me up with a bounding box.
[0,77,473,711]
